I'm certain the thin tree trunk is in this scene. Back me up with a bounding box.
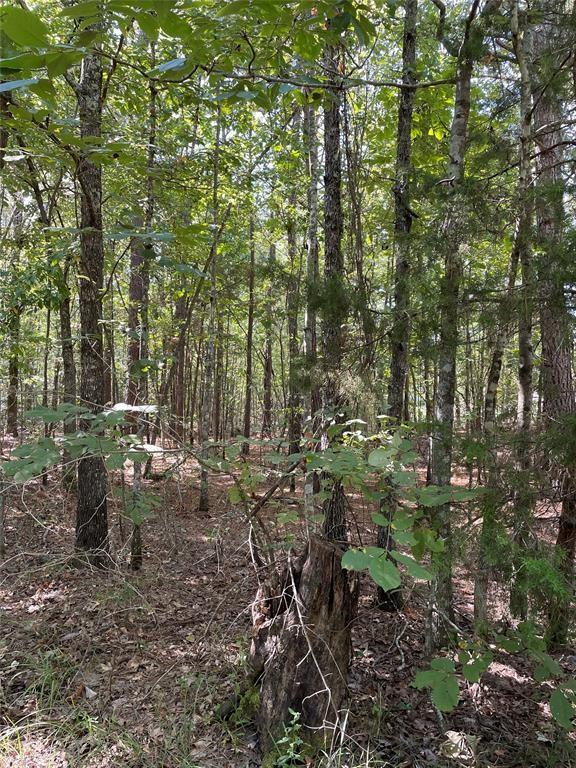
[321,45,348,544]
[198,106,221,512]
[375,0,418,612]
[6,203,23,439]
[287,117,302,488]
[242,212,256,455]
[75,39,109,565]
[427,0,502,651]
[262,244,275,439]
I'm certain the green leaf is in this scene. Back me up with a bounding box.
[459,650,493,682]
[430,673,459,712]
[60,1,101,19]
[413,658,459,712]
[367,447,392,468]
[228,486,243,504]
[3,7,50,48]
[392,509,413,530]
[550,687,574,730]
[369,556,402,591]
[390,551,433,581]
[341,548,371,571]
[372,511,390,528]
[105,453,126,470]
[532,652,562,682]
[418,486,452,507]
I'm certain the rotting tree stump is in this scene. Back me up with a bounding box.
[250,536,359,753]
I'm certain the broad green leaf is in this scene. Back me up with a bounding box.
[413,658,459,712]
[390,551,433,581]
[228,486,243,504]
[550,687,574,730]
[430,674,459,712]
[341,548,371,571]
[533,652,562,682]
[369,556,402,591]
[3,8,50,48]
[367,447,392,468]
[418,486,452,507]
[105,453,126,470]
[458,650,493,682]
[371,511,391,528]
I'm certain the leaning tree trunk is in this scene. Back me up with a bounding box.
[250,536,359,754]
[75,42,109,565]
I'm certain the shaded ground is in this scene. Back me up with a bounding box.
[0,456,574,767]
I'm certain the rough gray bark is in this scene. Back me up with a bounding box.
[75,43,109,564]
[530,4,576,647]
[321,46,348,544]
[476,1,534,627]
[376,0,418,612]
[303,104,321,424]
[287,117,302,487]
[6,201,23,438]
[510,5,535,620]
[388,0,417,420]
[427,0,502,652]
[242,212,256,455]
[198,106,221,512]
[262,245,275,439]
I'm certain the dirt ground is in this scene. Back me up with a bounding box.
[0,455,575,768]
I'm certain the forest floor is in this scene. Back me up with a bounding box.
[0,452,575,768]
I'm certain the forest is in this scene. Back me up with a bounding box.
[1,0,576,765]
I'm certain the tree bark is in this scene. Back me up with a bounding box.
[75,41,109,565]
[530,4,576,647]
[262,245,275,439]
[388,0,417,421]
[321,45,348,544]
[198,106,221,512]
[242,212,256,455]
[427,0,502,651]
[250,537,359,753]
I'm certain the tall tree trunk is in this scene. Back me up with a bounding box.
[75,41,109,564]
[198,106,221,512]
[510,5,535,620]
[321,45,348,544]
[530,4,576,647]
[6,202,23,438]
[376,0,418,612]
[262,244,275,439]
[287,118,302,487]
[476,5,534,626]
[242,213,256,455]
[303,104,320,424]
[427,0,502,651]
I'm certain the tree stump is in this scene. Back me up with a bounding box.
[250,536,359,753]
